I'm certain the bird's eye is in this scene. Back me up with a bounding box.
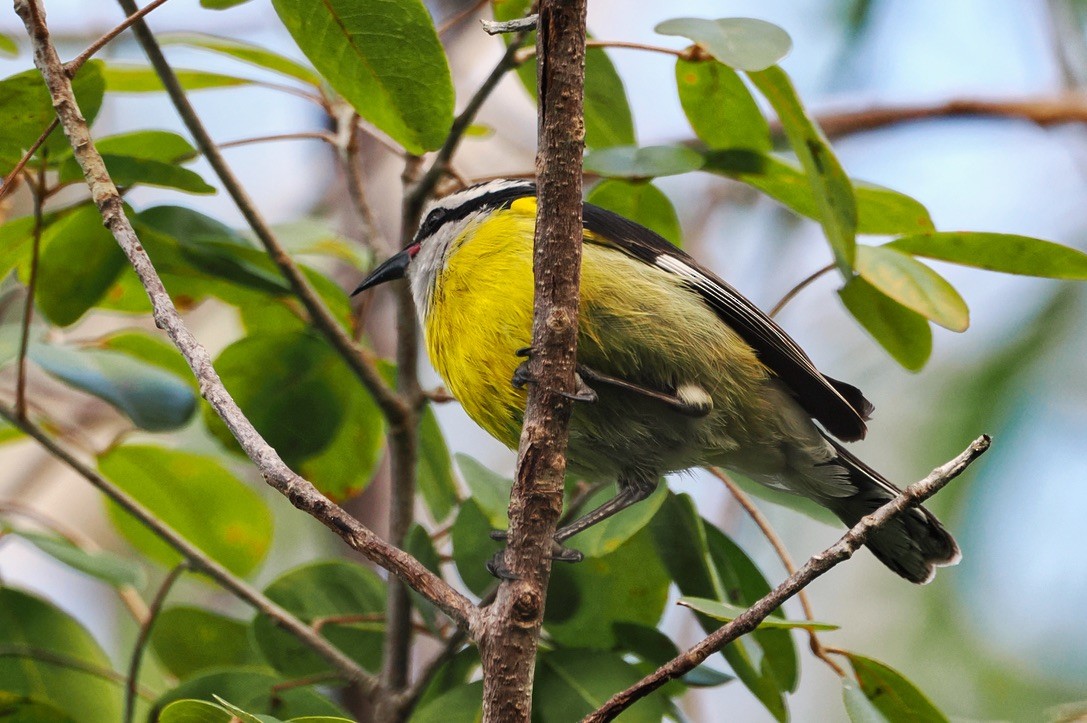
[419,208,448,239]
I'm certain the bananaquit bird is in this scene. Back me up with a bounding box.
[354,179,960,584]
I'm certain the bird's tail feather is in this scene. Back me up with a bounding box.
[822,441,960,584]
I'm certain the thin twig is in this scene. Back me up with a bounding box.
[15,0,477,649]
[64,0,170,75]
[708,467,845,677]
[768,263,834,318]
[0,400,380,693]
[0,118,56,205]
[515,38,687,63]
[14,158,47,420]
[394,628,469,717]
[440,0,490,36]
[113,0,407,425]
[123,562,188,723]
[0,645,156,700]
[270,671,345,695]
[583,436,991,723]
[339,109,384,251]
[217,130,336,150]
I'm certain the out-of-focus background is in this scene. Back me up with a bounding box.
[1,1,1085,720]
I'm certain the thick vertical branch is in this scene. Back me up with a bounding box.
[478,3,587,721]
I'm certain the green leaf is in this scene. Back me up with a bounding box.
[204,331,347,467]
[584,144,704,179]
[843,679,889,723]
[855,245,968,332]
[55,129,198,165]
[410,681,483,723]
[544,527,669,649]
[0,33,18,58]
[403,524,443,631]
[413,647,480,712]
[159,700,236,723]
[839,277,932,371]
[887,232,1087,279]
[656,17,792,71]
[454,453,510,529]
[493,0,635,149]
[151,668,348,718]
[0,216,36,281]
[103,64,254,93]
[0,693,74,722]
[676,58,770,150]
[59,154,214,194]
[416,407,459,520]
[99,445,273,576]
[565,482,667,559]
[9,530,144,588]
[450,499,502,597]
[271,0,453,153]
[0,587,121,722]
[702,150,934,235]
[150,607,259,679]
[137,206,292,296]
[30,344,196,431]
[677,597,838,630]
[842,652,950,723]
[0,61,104,164]
[252,560,386,676]
[534,649,667,723]
[160,33,322,87]
[97,329,194,385]
[200,0,254,8]
[748,65,857,271]
[34,203,127,326]
[582,48,638,149]
[587,180,683,246]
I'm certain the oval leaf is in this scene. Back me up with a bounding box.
[749,66,856,272]
[888,232,1087,279]
[0,61,104,164]
[0,587,121,722]
[411,681,484,723]
[159,32,322,87]
[677,597,838,630]
[415,407,459,520]
[656,17,792,71]
[584,144,704,179]
[587,179,683,246]
[534,649,667,723]
[33,204,128,327]
[98,445,273,576]
[856,245,969,332]
[676,58,771,150]
[271,0,453,153]
[454,453,511,529]
[841,652,950,723]
[204,331,347,467]
[10,530,145,588]
[30,344,196,431]
[150,606,258,679]
[151,668,347,718]
[702,150,934,235]
[251,560,386,676]
[451,498,503,597]
[839,277,932,371]
[102,64,254,93]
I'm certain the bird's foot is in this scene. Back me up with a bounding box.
[486,530,585,579]
[511,346,597,403]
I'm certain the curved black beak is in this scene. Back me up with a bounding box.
[352,247,414,296]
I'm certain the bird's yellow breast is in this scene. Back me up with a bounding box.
[423,197,771,465]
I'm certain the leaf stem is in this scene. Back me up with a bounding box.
[769,262,835,318]
[123,562,188,723]
[14,157,47,421]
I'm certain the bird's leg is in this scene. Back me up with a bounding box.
[553,471,659,543]
[485,473,658,579]
[512,346,597,403]
[575,365,712,417]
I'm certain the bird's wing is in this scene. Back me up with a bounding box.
[581,202,873,442]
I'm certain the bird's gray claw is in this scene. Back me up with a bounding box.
[486,550,518,580]
[510,350,597,403]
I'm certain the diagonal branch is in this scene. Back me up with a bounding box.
[584,435,991,723]
[13,0,477,637]
[113,0,406,426]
